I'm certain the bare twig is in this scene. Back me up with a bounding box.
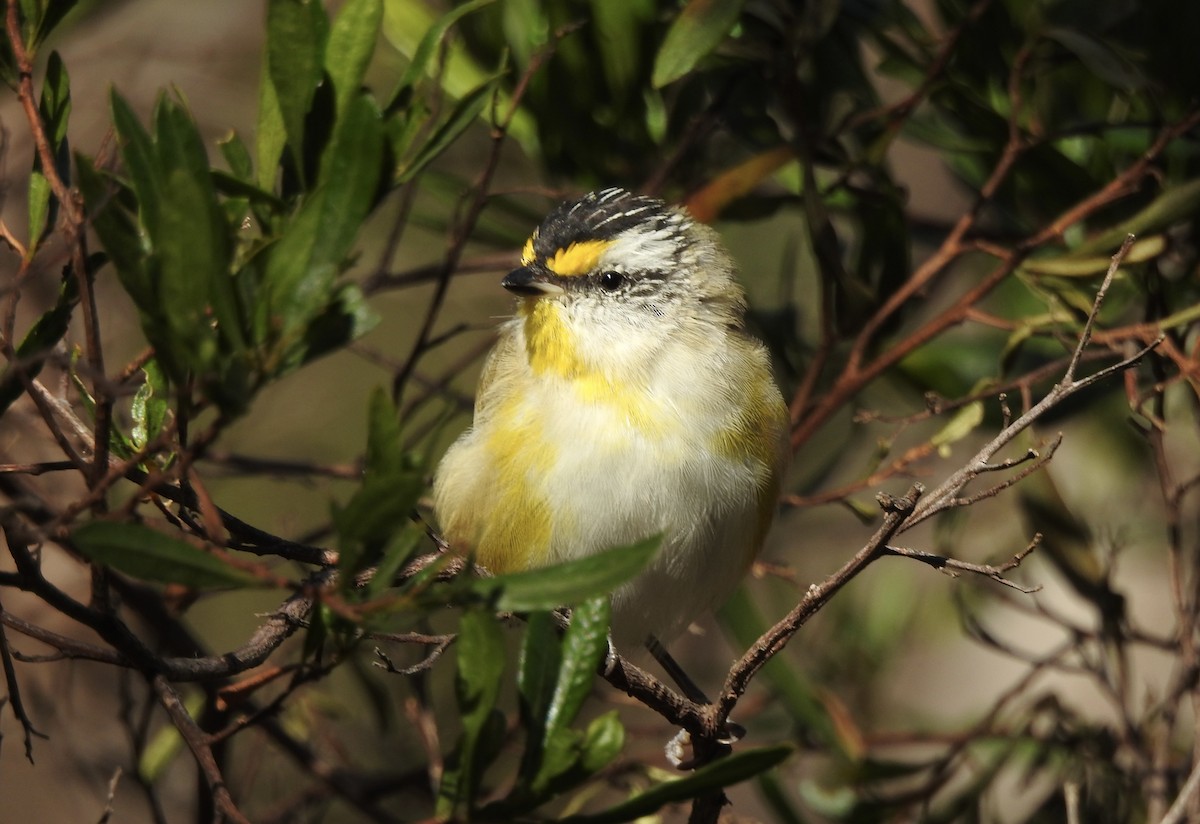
[882,535,1042,593]
[151,675,250,824]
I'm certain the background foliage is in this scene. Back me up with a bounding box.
[2,0,1200,821]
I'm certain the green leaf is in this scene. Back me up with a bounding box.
[26,170,51,258]
[1076,179,1200,256]
[1044,27,1145,91]
[131,359,169,451]
[652,0,746,88]
[110,91,162,234]
[29,51,70,254]
[438,609,506,816]
[76,155,151,309]
[579,711,624,774]
[930,401,984,457]
[255,54,287,191]
[264,92,384,355]
[545,598,609,744]
[532,597,612,794]
[562,745,793,824]
[388,0,496,106]
[217,130,255,182]
[39,51,71,148]
[32,0,78,49]
[152,101,242,378]
[326,0,383,113]
[72,521,262,589]
[396,74,495,182]
[138,689,204,783]
[476,536,660,612]
[1023,235,1165,277]
[0,270,78,415]
[517,611,561,778]
[299,282,380,365]
[266,0,328,182]
[334,389,423,584]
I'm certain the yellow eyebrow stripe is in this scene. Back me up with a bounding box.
[544,239,611,277]
[521,235,536,265]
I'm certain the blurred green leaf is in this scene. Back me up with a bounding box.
[264,91,384,356]
[397,74,496,182]
[255,54,287,191]
[1022,235,1165,277]
[579,710,624,773]
[138,689,205,784]
[26,170,51,256]
[31,0,78,50]
[72,521,262,589]
[1044,27,1144,91]
[1076,179,1200,255]
[0,269,78,415]
[475,536,660,612]
[389,0,495,104]
[562,745,793,824]
[300,282,380,365]
[326,0,383,113]
[652,0,746,88]
[152,100,242,365]
[334,388,422,583]
[28,51,70,255]
[266,0,328,182]
[930,401,984,456]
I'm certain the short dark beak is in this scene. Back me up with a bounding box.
[502,266,565,297]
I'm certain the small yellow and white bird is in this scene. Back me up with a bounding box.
[434,188,789,650]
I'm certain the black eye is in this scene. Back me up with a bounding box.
[598,271,624,291]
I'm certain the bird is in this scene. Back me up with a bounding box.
[433,187,789,653]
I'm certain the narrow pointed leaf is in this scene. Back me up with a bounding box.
[562,745,793,824]
[72,521,262,588]
[652,0,746,88]
[326,0,383,112]
[476,536,660,612]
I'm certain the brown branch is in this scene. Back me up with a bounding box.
[881,534,1042,594]
[151,675,250,824]
[4,2,109,490]
[904,236,1153,529]
[714,485,923,729]
[0,596,49,763]
[390,24,579,403]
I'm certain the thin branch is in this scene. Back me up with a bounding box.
[714,485,923,728]
[882,535,1042,594]
[0,596,48,762]
[151,675,250,824]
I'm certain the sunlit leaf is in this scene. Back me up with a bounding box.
[475,536,660,612]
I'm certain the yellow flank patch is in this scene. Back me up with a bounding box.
[478,397,556,572]
[521,235,536,265]
[545,239,611,277]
